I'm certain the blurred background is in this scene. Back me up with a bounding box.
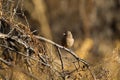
[20,0,120,62]
[2,0,120,79]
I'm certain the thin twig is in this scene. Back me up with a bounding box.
[57,48,64,70]
[20,0,30,28]
[0,58,13,66]
[88,67,97,80]
[22,71,39,80]
[57,47,65,79]
[7,27,16,36]
[11,0,21,20]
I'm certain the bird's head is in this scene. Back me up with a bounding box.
[66,31,73,38]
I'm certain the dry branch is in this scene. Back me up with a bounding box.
[0,58,13,66]
[0,31,96,79]
[35,35,89,67]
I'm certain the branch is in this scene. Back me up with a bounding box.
[57,48,64,70]
[0,44,51,67]
[35,35,89,67]
[0,33,89,66]
[88,67,97,80]
[0,58,13,67]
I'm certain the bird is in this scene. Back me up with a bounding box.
[61,31,74,48]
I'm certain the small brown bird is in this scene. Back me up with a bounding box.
[61,31,74,48]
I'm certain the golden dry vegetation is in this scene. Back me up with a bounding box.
[0,0,120,80]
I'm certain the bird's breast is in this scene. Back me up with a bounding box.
[66,37,74,48]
